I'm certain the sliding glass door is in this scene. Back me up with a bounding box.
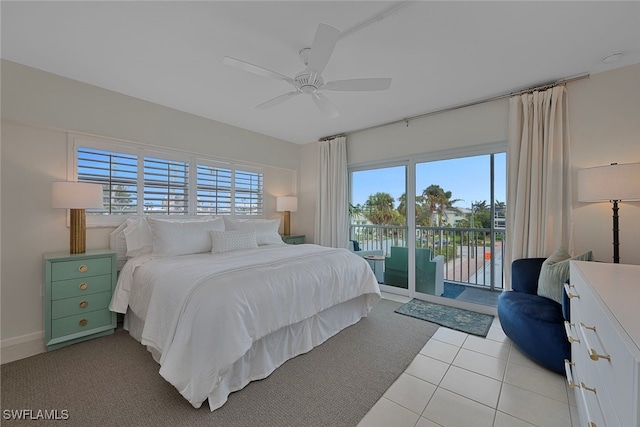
[349,149,506,302]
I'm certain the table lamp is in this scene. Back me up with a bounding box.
[577,162,640,263]
[276,196,298,236]
[52,182,104,254]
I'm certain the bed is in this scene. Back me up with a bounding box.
[108,216,381,411]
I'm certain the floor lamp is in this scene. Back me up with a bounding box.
[276,196,298,236]
[577,163,640,263]
[52,182,104,254]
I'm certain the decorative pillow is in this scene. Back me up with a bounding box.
[210,230,258,254]
[537,248,593,304]
[147,217,225,257]
[223,217,282,245]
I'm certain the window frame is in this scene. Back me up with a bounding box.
[68,134,265,227]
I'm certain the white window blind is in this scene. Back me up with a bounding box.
[196,164,232,215]
[77,147,138,214]
[235,169,263,216]
[73,136,265,221]
[143,156,189,215]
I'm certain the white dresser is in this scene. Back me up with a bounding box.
[565,261,640,427]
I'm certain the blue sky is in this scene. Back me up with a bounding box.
[351,153,506,210]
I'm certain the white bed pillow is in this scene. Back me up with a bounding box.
[148,217,225,257]
[223,217,283,245]
[124,215,215,257]
[210,230,259,254]
[124,217,153,257]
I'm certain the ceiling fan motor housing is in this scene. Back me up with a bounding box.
[294,72,324,93]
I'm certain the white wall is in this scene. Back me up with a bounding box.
[569,63,640,265]
[1,60,301,362]
[346,98,509,166]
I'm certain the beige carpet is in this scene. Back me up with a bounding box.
[1,299,438,427]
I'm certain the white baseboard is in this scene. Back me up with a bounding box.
[1,331,46,364]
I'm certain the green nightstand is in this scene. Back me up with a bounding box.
[281,234,306,245]
[43,249,117,351]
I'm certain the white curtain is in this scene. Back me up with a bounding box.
[505,85,573,289]
[315,136,349,248]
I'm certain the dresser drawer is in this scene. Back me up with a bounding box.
[575,285,635,426]
[51,291,112,320]
[51,257,112,281]
[51,274,112,300]
[51,309,113,339]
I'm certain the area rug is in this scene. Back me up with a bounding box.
[1,299,438,427]
[395,298,494,337]
[442,282,466,299]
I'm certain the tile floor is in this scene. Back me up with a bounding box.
[358,294,579,427]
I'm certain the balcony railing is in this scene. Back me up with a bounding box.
[350,224,506,290]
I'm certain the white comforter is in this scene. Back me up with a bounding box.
[110,244,380,409]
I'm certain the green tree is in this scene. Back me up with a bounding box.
[363,192,397,225]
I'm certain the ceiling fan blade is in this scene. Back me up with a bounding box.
[312,92,340,119]
[305,24,340,75]
[322,78,392,92]
[223,56,295,86]
[256,91,300,110]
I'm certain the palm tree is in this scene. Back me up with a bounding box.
[363,192,396,225]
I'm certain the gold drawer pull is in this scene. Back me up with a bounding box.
[79,319,88,327]
[579,323,612,362]
[78,265,88,273]
[564,359,577,388]
[79,283,88,291]
[564,321,580,344]
[79,301,88,309]
[564,283,580,299]
[580,382,597,394]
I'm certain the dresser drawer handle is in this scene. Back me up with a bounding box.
[79,301,88,309]
[79,319,88,327]
[78,265,88,273]
[579,323,611,362]
[79,283,88,291]
[563,359,577,388]
[564,321,580,344]
[564,283,580,299]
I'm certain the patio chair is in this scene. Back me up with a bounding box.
[383,246,444,295]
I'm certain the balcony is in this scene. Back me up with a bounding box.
[350,224,505,306]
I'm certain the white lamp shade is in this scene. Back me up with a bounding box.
[52,182,104,209]
[578,163,640,202]
[276,196,298,212]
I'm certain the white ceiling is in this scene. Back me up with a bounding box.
[3,1,640,144]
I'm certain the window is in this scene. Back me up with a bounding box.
[77,147,138,214]
[196,164,232,215]
[71,135,264,222]
[234,169,263,216]
[143,156,189,215]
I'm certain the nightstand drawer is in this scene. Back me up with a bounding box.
[51,291,112,320]
[51,257,112,281]
[51,309,113,339]
[51,274,112,300]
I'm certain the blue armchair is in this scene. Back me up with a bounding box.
[497,258,570,374]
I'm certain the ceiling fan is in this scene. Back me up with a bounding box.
[223,23,392,119]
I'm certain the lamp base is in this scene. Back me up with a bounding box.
[69,208,87,254]
[283,211,291,236]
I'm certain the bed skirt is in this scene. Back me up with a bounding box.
[124,294,375,410]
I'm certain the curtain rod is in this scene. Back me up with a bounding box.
[319,73,589,141]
